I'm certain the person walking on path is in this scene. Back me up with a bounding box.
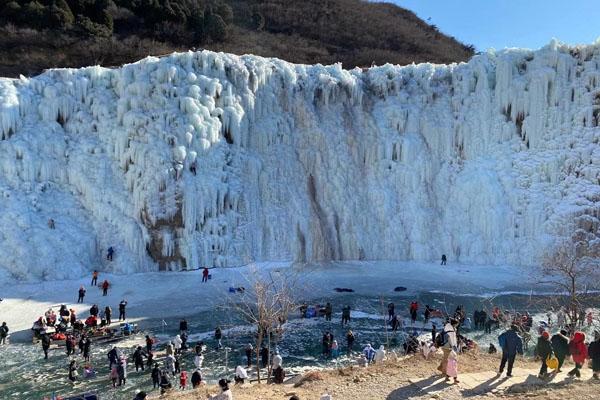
[446,350,459,383]
[498,325,523,377]
[551,329,570,372]
[91,270,98,286]
[202,267,209,283]
[77,286,86,303]
[118,299,127,321]
[441,254,447,265]
[568,331,588,378]
[535,331,554,379]
[437,319,458,377]
[588,331,600,380]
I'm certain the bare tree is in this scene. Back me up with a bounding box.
[231,268,298,383]
[538,230,600,327]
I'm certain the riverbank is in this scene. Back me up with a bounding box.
[156,352,599,400]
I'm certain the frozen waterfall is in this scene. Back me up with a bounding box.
[2,40,600,280]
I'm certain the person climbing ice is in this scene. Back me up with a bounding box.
[91,270,98,286]
[102,279,110,296]
[107,246,114,261]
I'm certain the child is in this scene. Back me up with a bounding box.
[110,366,118,388]
[180,371,187,390]
[446,350,459,384]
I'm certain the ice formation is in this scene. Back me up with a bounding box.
[2,40,600,280]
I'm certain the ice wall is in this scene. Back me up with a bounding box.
[2,40,600,280]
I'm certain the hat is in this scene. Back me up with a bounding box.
[542,331,550,339]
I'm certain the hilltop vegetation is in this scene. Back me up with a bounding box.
[0,0,474,77]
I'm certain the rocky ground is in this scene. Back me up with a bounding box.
[149,351,600,400]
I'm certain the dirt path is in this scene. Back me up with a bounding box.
[150,351,600,400]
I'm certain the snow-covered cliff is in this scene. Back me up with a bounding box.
[2,40,600,280]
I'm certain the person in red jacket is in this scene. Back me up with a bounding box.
[180,370,187,390]
[102,280,110,296]
[568,331,588,377]
[202,267,209,283]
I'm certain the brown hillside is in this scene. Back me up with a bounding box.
[0,0,474,77]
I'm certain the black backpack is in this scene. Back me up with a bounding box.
[435,330,447,347]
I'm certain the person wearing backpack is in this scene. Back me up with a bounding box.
[437,319,458,376]
[550,329,570,372]
[498,325,523,377]
[534,331,553,379]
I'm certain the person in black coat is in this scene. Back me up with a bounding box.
[535,331,554,378]
[108,346,119,368]
[498,325,524,377]
[83,337,91,362]
[133,346,146,371]
[151,364,161,388]
[105,306,112,325]
[118,300,127,321]
[551,329,570,372]
[89,304,99,317]
[41,334,51,359]
[589,331,600,380]
[191,369,202,388]
[179,319,188,333]
[260,345,269,368]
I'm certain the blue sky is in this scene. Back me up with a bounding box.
[391,0,600,51]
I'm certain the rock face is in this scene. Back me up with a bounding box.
[2,41,600,280]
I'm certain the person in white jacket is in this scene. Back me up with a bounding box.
[234,365,249,384]
[374,345,386,363]
[194,353,204,369]
[173,335,182,355]
[272,351,283,370]
[437,319,458,376]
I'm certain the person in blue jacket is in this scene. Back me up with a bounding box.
[498,324,524,377]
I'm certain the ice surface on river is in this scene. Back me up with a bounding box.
[2,40,600,280]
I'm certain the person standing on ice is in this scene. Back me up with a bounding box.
[41,333,51,359]
[387,303,395,320]
[324,302,332,321]
[202,267,210,283]
[118,299,127,321]
[102,280,110,296]
[0,322,8,344]
[441,254,447,265]
[214,326,223,349]
[104,306,112,325]
[179,319,188,333]
[409,302,419,324]
[107,247,114,261]
[77,286,86,303]
[498,325,523,377]
[341,305,351,326]
[83,337,92,362]
[91,270,98,286]
[133,346,146,371]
